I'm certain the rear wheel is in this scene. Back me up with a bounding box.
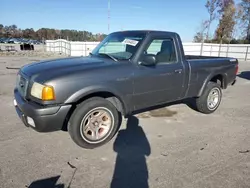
[195,82,222,114]
[68,97,120,149]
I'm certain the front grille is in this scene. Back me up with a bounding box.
[16,73,29,98]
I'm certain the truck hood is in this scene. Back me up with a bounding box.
[21,56,114,78]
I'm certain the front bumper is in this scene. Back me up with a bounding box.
[14,89,72,132]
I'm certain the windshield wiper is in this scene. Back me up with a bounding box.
[98,53,118,62]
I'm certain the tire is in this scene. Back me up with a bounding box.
[195,82,222,114]
[68,97,120,149]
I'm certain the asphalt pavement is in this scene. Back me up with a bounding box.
[0,56,249,188]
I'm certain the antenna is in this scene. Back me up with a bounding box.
[108,0,110,33]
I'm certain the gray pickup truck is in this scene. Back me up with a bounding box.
[14,30,238,148]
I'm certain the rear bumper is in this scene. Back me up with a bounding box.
[14,89,72,132]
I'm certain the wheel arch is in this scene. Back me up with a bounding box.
[64,86,129,116]
[198,73,228,97]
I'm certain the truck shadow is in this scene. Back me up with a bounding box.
[111,116,151,188]
[237,71,250,80]
[28,176,64,188]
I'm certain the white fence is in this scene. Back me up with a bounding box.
[183,43,250,60]
[46,39,250,60]
[46,39,99,56]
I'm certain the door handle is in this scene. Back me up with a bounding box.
[174,69,182,74]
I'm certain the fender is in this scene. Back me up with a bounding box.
[64,85,130,115]
[198,72,228,97]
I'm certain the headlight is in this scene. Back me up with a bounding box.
[31,82,56,100]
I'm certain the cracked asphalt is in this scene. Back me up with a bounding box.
[0,56,249,188]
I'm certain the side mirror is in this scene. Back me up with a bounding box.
[139,54,156,66]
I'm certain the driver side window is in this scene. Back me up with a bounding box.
[146,39,177,64]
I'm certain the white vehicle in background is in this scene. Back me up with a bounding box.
[8,38,20,44]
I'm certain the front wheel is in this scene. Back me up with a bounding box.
[195,82,222,114]
[68,97,120,149]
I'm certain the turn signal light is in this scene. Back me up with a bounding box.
[42,86,56,100]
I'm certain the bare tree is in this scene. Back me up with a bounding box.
[230,4,244,41]
[193,20,209,42]
[215,0,236,43]
[216,0,235,12]
[205,0,219,40]
[55,29,61,39]
[238,0,250,40]
[0,24,4,37]
[0,23,107,41]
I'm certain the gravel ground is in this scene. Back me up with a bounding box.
[0,55,249,188]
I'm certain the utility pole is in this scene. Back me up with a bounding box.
[108,0,110,33]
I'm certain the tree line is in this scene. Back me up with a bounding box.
[194,0,250,44]
[0,24,107,42]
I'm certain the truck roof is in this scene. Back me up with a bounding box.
[111,30,178,36]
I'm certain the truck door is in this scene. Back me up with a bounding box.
[132,36,185,110]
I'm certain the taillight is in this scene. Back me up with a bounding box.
[235,64,239,75]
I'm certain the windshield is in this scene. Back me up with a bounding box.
[91,32,146,60]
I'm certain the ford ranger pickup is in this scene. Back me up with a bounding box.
[14,30,238,148]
